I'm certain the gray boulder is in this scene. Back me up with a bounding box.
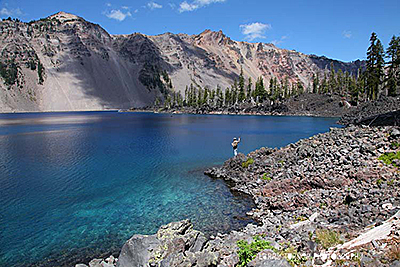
[117,235,160,267]
[117,220,212,267]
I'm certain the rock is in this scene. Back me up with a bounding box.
[76,264,89,267]
[248,250,290,267]
[117,235,160,267]
[117,220,214,267]
[391,128,400,138]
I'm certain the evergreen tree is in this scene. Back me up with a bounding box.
[216,85,223,107]
[197,88,203,107]
[328,62,336,94]
[225,87,231,106]
[312,74,319,94]
[366,32,385,100]
[238,67,246,102]
[203,87,209,105]
[247,77,253,100]
[297,81,304,95]
[254,76,265,102]
[184,86,188,106]
[269,77,274,99]
[356,68,366,102]
[283,77,289,98]
[337,69,343,95]
[321,73,328,94]
[386,35,400,96]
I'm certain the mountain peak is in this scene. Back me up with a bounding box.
[196,29,232,46]
[48,11,81,22]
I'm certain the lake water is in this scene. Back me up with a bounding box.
[0,112,339,266]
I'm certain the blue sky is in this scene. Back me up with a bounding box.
[1,0,399,62]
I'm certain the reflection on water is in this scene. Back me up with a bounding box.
[0,112,339,266]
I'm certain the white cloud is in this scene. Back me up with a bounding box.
[134,9,139,13]
[122,6,130,10]
[178,0,226,12]
[342,30,352,39]
[147,2,163,9]
[179,1,198,12]
[0,7,22,17]
[105,9,132,21]
[106,3,112,7]
[240,22,271,41]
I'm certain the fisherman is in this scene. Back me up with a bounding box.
[231,137,241,157]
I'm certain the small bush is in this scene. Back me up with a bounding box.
[391,142,400,149]
[242,158,254,168]
[237,235,276,266]
[261,173,271,181]
[315,229,343,249]
[387,243,400,261]
[378,152,400,167]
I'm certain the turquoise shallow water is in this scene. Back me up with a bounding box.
[0,112,339,266]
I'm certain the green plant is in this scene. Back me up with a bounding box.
[237,235,276,266]
[242,158,254,168]
[278,244,308,266]
[378,152,400,167]
[376,179,384,186]
[261,173,272,181]
[391,142,400,149]
[320,202,327,208]
[388,179,395,186]
[315,229,343,249]
[295,215,307,222]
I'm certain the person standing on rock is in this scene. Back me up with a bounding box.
[232,137,241,156]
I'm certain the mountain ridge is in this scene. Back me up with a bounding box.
[0,12,364,112]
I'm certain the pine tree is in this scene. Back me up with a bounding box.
[356,68,366,102]
[328,62,336,94]
[283,77,289,98]
[216,85,223,107]
[337,69,343,95]
[297,81,304,95]
[269,77,274,100]
[312,74,319,94]
[225,87,231,106]
[238,67,246,102]
[254,76,265,102]
[247,77,253,101]
[386,35,400,96]
[366,32,385,100]
[197,88,203,107]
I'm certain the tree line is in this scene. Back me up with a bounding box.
[163,32,400,109]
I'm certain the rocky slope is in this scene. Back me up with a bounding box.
[340,96,400,126]
[0,12,363,112]
[76,125,400,267]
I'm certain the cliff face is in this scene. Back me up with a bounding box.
[0,12,364,112]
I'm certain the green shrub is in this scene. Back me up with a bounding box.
[242,158,254,168]
[315,229,343,249]
[378,152,400,167]
[261,173,271,181]
[237,235,276,266]
[391,142,400,149]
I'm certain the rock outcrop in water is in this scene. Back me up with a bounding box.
[78,124,400,267]
[0,12,363,112]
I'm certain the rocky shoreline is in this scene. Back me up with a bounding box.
[126,93,351,120]
[77,123,400,267]
[128,95,400,128]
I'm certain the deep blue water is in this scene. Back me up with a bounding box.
[0,112,339,266]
